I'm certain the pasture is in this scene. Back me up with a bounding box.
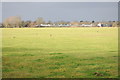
[2,27,118,78]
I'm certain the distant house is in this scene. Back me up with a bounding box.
[97,23,102,27]
[104,24,112,27]
[97,23,112,27]
[35,24,71,27]
[81,24,93,27]
[57,24,71,27]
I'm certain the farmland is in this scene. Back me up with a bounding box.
[2,27,118,78]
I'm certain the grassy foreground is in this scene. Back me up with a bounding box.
[2,27,118,78]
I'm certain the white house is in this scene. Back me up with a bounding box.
[97,23,102,27]
[81,24,93,27]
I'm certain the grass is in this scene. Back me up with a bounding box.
[2,27,118,78]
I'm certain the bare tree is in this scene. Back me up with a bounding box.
[36,17,45,25]
[3,16,21,28]
[47,20,53,24]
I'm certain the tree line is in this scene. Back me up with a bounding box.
[0,16,119,28]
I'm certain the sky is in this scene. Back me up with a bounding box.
[1,0,120,2]
[1,2,118,22]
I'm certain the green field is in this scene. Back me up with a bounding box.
[2,27,118,78]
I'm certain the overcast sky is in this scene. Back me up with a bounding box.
[1,0,120,2]
[1,2,118,22]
